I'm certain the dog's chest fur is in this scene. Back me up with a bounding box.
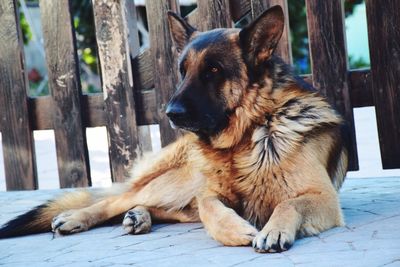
[216,94,343,229]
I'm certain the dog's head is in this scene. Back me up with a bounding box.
[166,6,284,137]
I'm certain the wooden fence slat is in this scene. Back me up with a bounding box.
[306,0,359,170]
[186,0,250,25]
[145,0,180,146]
[365,0,400,169]
[39,0,91,188]
[132,50,154,91]
[196,0,232,30]
[125,1,152,153]
[348,69,373,108]
[0,0,38,190]
[250,0,292,64]
[93,0,141,182]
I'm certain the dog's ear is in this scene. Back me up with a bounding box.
[239,5,284,66]
[167,11,196,53]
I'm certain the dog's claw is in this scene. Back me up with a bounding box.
[253,229,294,253]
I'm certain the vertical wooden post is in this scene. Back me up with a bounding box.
[145,0,180,147]
[250,0,292,64]
[0,0,38,190]
[365,0,400,169]
[93,0,142,182]
[39,0,91,188]
[196,0,232,31]
[306,0,359,170]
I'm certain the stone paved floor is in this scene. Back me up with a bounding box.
[0,177,399,267]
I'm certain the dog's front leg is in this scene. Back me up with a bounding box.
[252,190,343,253]
[198,195,258,246]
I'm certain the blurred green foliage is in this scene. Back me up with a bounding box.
[19,11,32,44]
[348,55,369,69]
[288,0,309,74]
[70,1,98,74]
[289,0,368,74]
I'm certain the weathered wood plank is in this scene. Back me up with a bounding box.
[125,1,152,152]
[348,69,373,108]
[18,90,157,131]
[229,0,251,23]
[93,0,141,182]
[39,0,91,188]
[29,96,53,130]
[250,0,292,64]
[132,50,154,91]
[0,0,38,190]
[145,0,180,146]
[134,89,158,126]
[306,0,359,170]
[80,94,106,127]
[365,0,400,168]
[0,70,374,133]
[196,0,232,30]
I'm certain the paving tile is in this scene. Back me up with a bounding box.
[0,177,399,266]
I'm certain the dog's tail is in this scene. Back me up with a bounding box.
[0,184,126,239]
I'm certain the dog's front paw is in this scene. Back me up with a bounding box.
[122,207,152,235]
[208,218,258,246]
[52,210,90,235]
[252,228,294,253]
[219,223,258,246]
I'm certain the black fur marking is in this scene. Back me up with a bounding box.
[326,123,349,186]
[267,138,280,162]
[286,114,320,121]
[170,29,244,138]
[275,110,287,119]
[283,241,293,250]
[282,98,300,108]
[265,114,273,124]
[285,115,303,121]
[190,30,227,52]
[0,203,50,239]
[258,149,267,171]
[300,105,313,113]
[280,173,289,187]
[294,76,318,93]
[340,122,351,156]
[270,232,282,252]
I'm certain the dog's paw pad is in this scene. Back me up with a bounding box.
[252,229,294,253]
[122,209,151,235]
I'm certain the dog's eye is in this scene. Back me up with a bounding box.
[207,66,221,77]
[179,66,186,78]
[203,62,222,80]
[210,67,219,73]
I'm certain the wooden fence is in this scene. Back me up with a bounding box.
[0,0,399,190]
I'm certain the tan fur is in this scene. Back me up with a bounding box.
[9,62,347,252]
[41,77,346,250]
[2,8,348,253]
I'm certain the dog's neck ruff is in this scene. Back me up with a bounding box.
[208,59,342,151]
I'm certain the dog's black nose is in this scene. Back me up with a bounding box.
[166,102,187,120]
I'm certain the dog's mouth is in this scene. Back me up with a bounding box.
[169,120,201,133]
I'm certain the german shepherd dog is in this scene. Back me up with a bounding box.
[0,6,348,253]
